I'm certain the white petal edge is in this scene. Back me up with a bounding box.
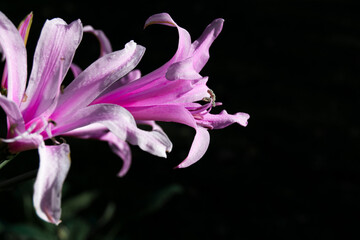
[33,142,71,225]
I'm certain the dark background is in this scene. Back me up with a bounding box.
[1,0,360,239]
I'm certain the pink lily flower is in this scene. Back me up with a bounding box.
[91,13,250,168]
[0,12,172,224]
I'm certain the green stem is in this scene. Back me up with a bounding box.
[0,153,18,171]
[0,141,18,171]
[0,159,12,169]
[0,169,37,189]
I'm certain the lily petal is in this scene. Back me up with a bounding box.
[51,104,172,158]
[0,95,25,134]
[196,110,250,129]
[93,76,208,107]
[21,18,83,122]
[33,142,71,225]
[1,12,33,90]
[109,12,192,92]
[98,69,142,97]
[145,13,191,62]
[190,18,224,72]
[93,12,193,101]
[95,13,218,102]
[0,11,27,105]
[166,57,202,81]
[166,18,223,81]
[127,105,197,129]
[51,41,145,121]
[176,126,210,168]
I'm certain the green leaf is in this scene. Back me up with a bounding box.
[61,191,99,219]
[60,219,91,240]
[7,224,57,240]
[142,184,184,216]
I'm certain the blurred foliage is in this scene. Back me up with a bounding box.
[0,171,184,240]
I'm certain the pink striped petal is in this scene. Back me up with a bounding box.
[20,18,83,122]
[1,12,33,90]
[51,104,172,158]
[51,41,145,121]
[196,110,250,129]
[93,76,208,107]
[33,143,71,225]
[0,95,25,134]
[166,57,202,81]
[127,105,197,129]
[176,126,210,168]
[99,69,142,96]
[190,18,224,72]
[0,11,27,105]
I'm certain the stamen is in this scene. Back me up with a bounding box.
[50,137,66,145]
[50,138,60,145]
[2,122,36,143]
[45,119,57,139]
[190,102,213,115]
[208,89,216,103]
[2,120,46,144]
[202,89,216,107]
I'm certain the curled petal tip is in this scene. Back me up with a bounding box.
[144,13,177,29]
[237,112,250,127]
[212,18,225,36]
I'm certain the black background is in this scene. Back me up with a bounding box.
[1,0,360,239]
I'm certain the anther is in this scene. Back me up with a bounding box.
[202,89,216,107]
[48,119,57,126]
[207,89,216,103]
